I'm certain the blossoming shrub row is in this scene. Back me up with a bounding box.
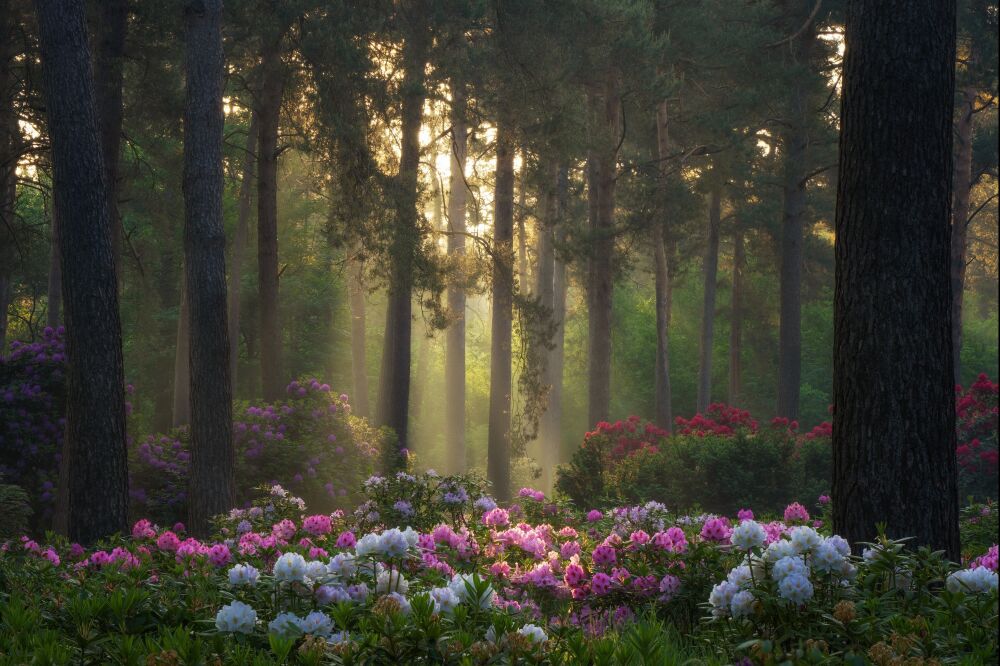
[1,475,996,664]
[956,374,999,500]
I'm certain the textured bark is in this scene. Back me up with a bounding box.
[376,12,428,465]
[487,111,515,502]
[697,182,722,413]
[47,204,62,328]
[587,75,620,426]
[729,220,745,404]
[257,39,285,402]
[653,100,673,429]
[172,272,190,428]
[348,255,369,418]
[0,275,8,350]
[0,1,16,351]
[950,86,975,384]
[36,0,128,543]
[182,0,234,536]
[832,0,960,560]
[445,83,467,473]
[228,113,257,387]
[93,0,126,284]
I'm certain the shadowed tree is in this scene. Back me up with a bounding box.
[832,0,961,560]
[445,82,468,473]
[35,0,128,543]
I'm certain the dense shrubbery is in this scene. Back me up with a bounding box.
[956,374,999,500]
[0,476,996,664]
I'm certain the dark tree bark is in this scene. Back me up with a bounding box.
[653,100,673,429]
[832,0,960,560]
[376,10,428,466]
[0,0,17,351]
[35,0,128,543]
[172,273,190,428]
[228,113,257,388]
[93,0,126,284]
[950,86,975,384]
[182,0,234,536]
[697,181,722,413]
[487,110,515,502]
[257,38,285,402]
[445,83,467,473]
[587,74,620,426]
[47,203,62,328]
[729,219,745,404]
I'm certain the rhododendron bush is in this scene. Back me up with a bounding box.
[0,476,996,663]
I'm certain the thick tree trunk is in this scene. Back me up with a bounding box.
[587,75,619,426]
[697,182,722,413]
[653,101,673,429]
[47,203,62,328]
[729,220,745,404]
[228,113,257,388]
[376,17,428,467]
[257,40,285,402]
[487,110,515,502]
[182,0,234,536]
[445,83,467,473]
[348,255,369,417]
[172,272,190,428]
[950,86,975,385]
[832,0,960,560]
[93,0,126,284]
[36,0,128,543]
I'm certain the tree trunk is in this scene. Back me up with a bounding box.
[172,272,190,428]
[534,161,558,490]
[697,182,722,413]
[516,153,529,295]
[0,1,16,352]
[487,110,515,502]
[950,86,975,385]
[376,15,428,467]
[832,0,960,560]
[93,0,126,285]
[47,202,62,328]
[587,75,619,426]
[228,113,257,388]
[348,254,370,417]
[545,168,569,487]
[729,219,745,404]
[445,83,467,474]
[36,0,128,543]
[653,100,673,429]
[182,0,234,536]
[257,39,285,402]
[0,275,9,350]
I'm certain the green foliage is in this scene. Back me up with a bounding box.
[0,484,32,541]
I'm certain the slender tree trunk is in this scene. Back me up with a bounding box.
[257,39,285,402]
[93,0,126,285]
[172,272,190,428]
[228,113,257,388]
[534,161,558,490]
[653,101,673,429]
[0,275,9,351]
[516,153,529,295]
[950,86,975,385]
[0,1,16,352]
[729,220,745,404]
[376,15,428,467]
[36,0,128,543]
[545,168,569,486]
[47,202,62,328]
[182,0,233,536]
[697,182,722,413]
[445,83,468,473]
[587,74,620,426]
[832,0,960,560]
[348,253,370,417]
[487,110,515,502]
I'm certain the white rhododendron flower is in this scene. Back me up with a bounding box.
[811,542,846,573]
[518,623,548,643]
[268,612,302,637]
[729,590,755,619]
[778,573,814,604]
[273,553,308,583]
[771,555,809,582]
[709,581,738,616]
[376,568,409,595]
[947,567,999,594]
[764,539,798,563]
[298,611,334,637]
[327,553,356,578]
[789,526,822,553]
[355,533,382,558]
[449,573,494,609]
[726,564,753,589]
[730,520,767,551]
[306,560,329,581]
[429,586,461,614]
[228,563,259,587]
[215,601,256,634]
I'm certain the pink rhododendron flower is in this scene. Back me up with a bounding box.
[272,519,297,541]
[156,531,181,552]
[564,563,586,587]
[737,508,754,522]
[586,510,603,522]
[591,572,613,595]
[700,518,731,542]
[335,531,356,548]
[592,544,617,567]
[302,514,332,536]
[131,519,156,540]
[783,502,810,523]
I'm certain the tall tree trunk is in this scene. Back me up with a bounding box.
[257,39,285,402]
[534,161,558,490]
[36,0,128,543]
[182,0,233,536]
[0,0,16,352]
[832,0,959,560]
[93,0,126,285]
[376,14,428,468]
[228,113,257,388]
[445,83,467,473]
[697,182,722,413]
[653,100,673,429]
[0,275,9,350]
[729,219,745,404]
[545,168,569,487]
[348,253,369,417]
[950,86,975,385]
[47,202,62,328]
[172,272,190,428]
[587,74,620,426]
[516,153,528,295]
[487,110,515,502]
